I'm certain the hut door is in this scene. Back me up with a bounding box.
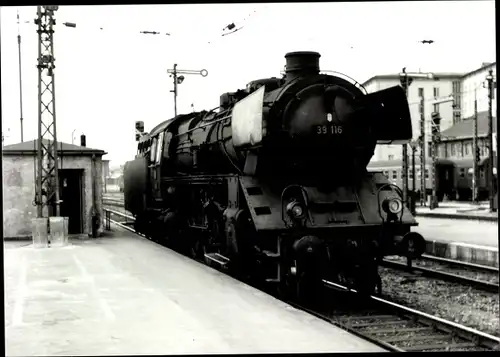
[59,169,84,234]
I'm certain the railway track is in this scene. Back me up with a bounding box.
[381,256,499,293]
[294,281,500,352]
[103,208,500,352]
[104,199,498,292]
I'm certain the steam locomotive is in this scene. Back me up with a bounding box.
[124,51,426,298]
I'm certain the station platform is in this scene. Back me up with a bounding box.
[4,226,384,356]
[412,216,498,268]
[415,201,498,222]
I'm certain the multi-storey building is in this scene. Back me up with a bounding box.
[460,62,496,120]
[362,72,463,161]
[438,62,496,164]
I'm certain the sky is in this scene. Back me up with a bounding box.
[1,1,496,169]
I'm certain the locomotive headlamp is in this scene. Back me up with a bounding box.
[383,198,403,215]
[287,201,305,219]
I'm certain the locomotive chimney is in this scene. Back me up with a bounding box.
[284,51,321,82]
[80,134,86,147]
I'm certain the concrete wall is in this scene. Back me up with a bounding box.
[461,64,496,119]
[2,155,38,238]
[3,154,104,238]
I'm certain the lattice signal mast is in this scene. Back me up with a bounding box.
[35,5,60,218]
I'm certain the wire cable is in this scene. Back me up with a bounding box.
[17,5,267,46]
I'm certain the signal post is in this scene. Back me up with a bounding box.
[399,70,434,208]
[429,95,454,209]
[167,65,208,117]
[485,70,496,212]
[399,68,412,212]
[472,89,479,204]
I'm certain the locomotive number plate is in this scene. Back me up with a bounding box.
[315,124,343,135]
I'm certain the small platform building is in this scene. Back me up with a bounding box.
[3,137,107,239]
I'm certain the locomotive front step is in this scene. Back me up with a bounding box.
[204,252,231,268]
[262,249,280,259]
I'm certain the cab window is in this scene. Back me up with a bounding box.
[155,132,164,164]
[150,138,157,163]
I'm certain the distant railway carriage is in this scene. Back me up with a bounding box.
[454,157,497,201]
[368,157,497,202]
[367,158,455,202]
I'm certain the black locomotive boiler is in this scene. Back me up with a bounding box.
[124,51,426,297]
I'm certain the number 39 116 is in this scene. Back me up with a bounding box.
[316,125,343,135]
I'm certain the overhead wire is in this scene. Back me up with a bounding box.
[17,5,266,47]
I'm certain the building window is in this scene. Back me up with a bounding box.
[425,169,429,179]
[392,170,398,179]
[418,88,424,98]
[433,86,440,111]
[383,170,389,178]
[439,145,447,158]
[459,168,465,178]
[417,169,422,179]
[388,155,394,160]
[451,143,456,156]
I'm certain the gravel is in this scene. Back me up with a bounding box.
[379,266,500,337]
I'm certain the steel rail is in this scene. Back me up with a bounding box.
[321,280,500,351]
[420,254,499,273]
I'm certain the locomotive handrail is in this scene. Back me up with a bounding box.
[173,115,231,138]
[103,208,135,231]
[320,70,368,95]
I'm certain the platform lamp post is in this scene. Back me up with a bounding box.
[167,65,208,117]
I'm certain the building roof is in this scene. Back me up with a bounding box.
[2,139,107,156]
[461,62,496,79]
[362,72,464,86]
[440,111,497,141]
